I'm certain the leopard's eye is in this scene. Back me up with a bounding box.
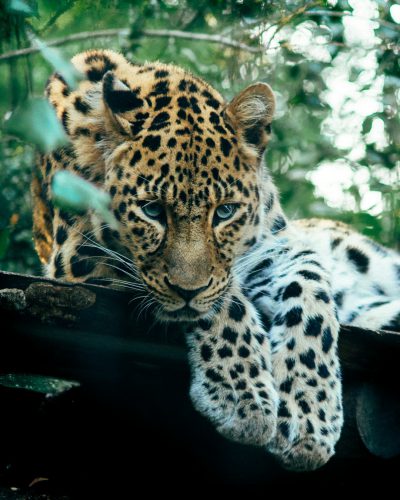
[138,201,165,222]
[213,203,239,226]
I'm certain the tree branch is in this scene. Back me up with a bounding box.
[139,28,262,53]
[0,27,262,62]
[1,10,396,64]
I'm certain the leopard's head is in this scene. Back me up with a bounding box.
[47,50,276,321]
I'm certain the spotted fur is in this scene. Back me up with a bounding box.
[32,50,400,471]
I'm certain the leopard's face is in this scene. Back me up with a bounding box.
[107,129,264,321]
[47,50,275,321]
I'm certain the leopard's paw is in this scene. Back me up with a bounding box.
[267,397,342,471]
[276,438,334,471]
[216,402,277,446]
[190,377,278,447]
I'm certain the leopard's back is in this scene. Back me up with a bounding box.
[292,218,400,329]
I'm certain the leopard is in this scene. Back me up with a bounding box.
[31,49,400,472]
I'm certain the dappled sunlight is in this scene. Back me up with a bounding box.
[391,4,400,24]
[251,0,398,246]
[308,160,356,211]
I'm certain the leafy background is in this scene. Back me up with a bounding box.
[0,0,399,275]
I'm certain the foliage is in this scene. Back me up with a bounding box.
[4,97,68,152]
[0,0,399,274]
[52,171,118,229]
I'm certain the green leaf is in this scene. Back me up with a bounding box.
[52,171,119,230]
[30,35,83,90]
[0,228,10,259]
[0,374,79,395]
[4,98,69,152]
[6,0,38,17]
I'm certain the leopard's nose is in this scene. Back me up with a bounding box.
[164,277,213,302]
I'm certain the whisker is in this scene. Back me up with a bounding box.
[74,224,137,268]
[95,261,142,284]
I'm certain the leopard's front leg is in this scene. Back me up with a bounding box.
[186,283,279,446]
[249,247,343,470]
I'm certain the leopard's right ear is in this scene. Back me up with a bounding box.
[102,71,145,136]
[224,82,275,157]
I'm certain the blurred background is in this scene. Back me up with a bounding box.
[0,0,399,275]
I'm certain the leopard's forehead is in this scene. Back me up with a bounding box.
[113,130,257,218]
[109,62,236,154]
[114,139,256,214]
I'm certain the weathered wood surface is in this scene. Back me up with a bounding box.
[0,269,400,469]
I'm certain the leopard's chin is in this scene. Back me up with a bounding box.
[156,305,210,323]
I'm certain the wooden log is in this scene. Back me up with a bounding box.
[0,269,400,465]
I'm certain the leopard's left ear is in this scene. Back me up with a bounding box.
[102,71,144,135]
[224,83,275,155]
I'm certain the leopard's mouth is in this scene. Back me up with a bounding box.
[144,277,232,323]
[158,304,206,322]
